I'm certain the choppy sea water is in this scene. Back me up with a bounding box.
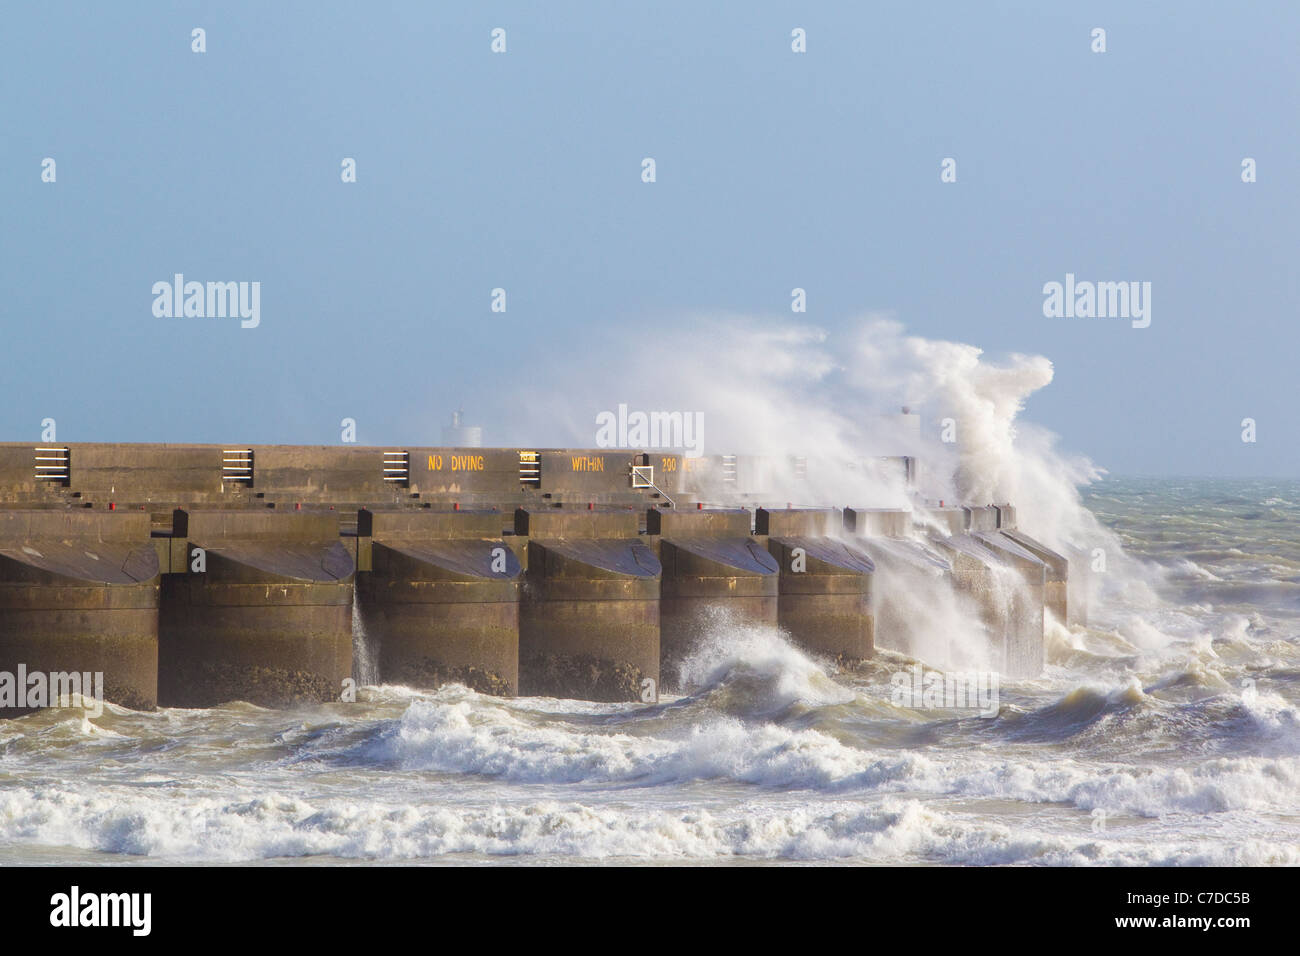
[2,477,1298,866]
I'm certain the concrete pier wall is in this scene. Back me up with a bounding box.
[356,509,521,694]
[0,510,159,713]
[158,510,355,707]
[967,531,1048,677]
[843,507,911,538]
[0,443,1068,712]
[927,525,1046,679]
[516,508,661,702]
[1000,530,1070,627]
[846,505,1051,676]
[992,503,1081,626]
[844,508,954,659]
[1064,545,1091,626]
[755,508,875,663]
[0,443,681,512]
[648,508,779,689]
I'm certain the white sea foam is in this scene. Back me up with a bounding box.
[3,759,1297,865]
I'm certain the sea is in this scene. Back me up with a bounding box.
[2,476,1297,866]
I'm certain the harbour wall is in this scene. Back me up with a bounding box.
[0,443,1075,712]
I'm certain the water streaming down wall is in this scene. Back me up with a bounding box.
[0,442,1078,711]
[351,583,379,688]
[845,507,988,671]
[922,507,1047,679]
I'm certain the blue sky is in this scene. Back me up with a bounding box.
[2,2,1296,476]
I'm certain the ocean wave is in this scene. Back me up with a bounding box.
[2,783,1296,865]
[342,689,910,790]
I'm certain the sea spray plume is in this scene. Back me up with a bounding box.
[504,313,910,506]
[507,310,1157,626]
[842,318,1064,533]
[833,317,1159,626]
[512,314,1073,524]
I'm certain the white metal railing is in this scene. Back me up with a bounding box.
[631,464,674,508]
[222,449,253,485]
[34,447,69,483]
[794,456,807,479]
[721,455,738,483]
[383,450,410,485]
[519,450,541,486]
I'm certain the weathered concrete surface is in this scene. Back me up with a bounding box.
[921,506,968,536]
[158,510,354,707]
[0,443,679,513]
[0,511,159,715]
[756,509,875,664]
[357,509,521,695]
[755,507,839,538]
[516,508,660,702]
[648,508,778,689]
[964,505,1001,532]
[843,507,911,538]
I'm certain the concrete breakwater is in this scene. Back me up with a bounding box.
[0,443,1079,715]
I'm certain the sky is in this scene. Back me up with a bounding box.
[2,1,1296,476]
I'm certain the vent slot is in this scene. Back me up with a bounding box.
[721,455,738,483]
[383,450,410,486]
[222,449,254,486]
[35,447,70,485]
[519,451,541,487]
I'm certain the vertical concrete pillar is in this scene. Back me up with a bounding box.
[0,511,159,715]
[517,508,661,702]
[648,508,778,689]
[756,508,874,664]
[356,509,521,694]
[158,510,354,707]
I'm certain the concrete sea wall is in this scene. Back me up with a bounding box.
[0,442,1077,711]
